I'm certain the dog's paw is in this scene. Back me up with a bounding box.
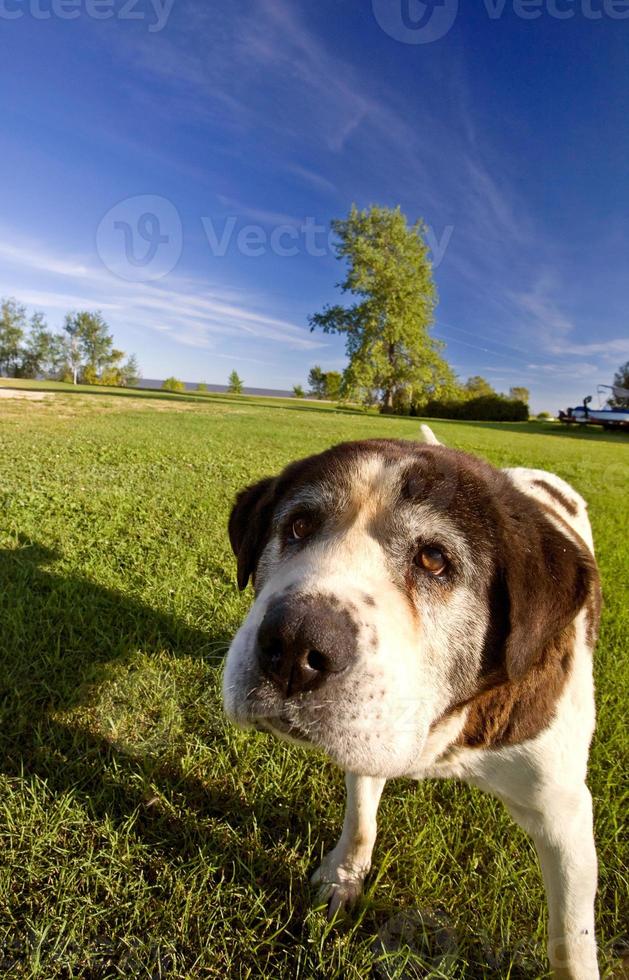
[311,852,368,920]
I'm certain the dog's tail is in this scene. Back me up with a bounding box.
[419,424,443,446]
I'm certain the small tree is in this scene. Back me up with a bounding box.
[308,365,326,398]
[509,386,530,404]
[162,376,185,392]
[119,354,140,387]
[48,332,73,381]
[0,297,27,376]
[61,311,138,385]
[196,382,208,392]
[293,384,305,398]
[64,311,110,382]
[17,312,55,378]
[609,361,629,406]
[324,371,342,401]
[227,370,244,394]
[463,376,495,399]
[63,317,83,385]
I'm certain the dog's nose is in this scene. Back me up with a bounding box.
[256,595,358,697]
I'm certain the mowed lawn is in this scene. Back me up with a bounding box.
[0,382,627,979]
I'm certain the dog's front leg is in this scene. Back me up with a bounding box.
[507,787,599,980]
[311,772,386,918]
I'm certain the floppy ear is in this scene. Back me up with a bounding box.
[228,476,277,591]
[501,513,597,682]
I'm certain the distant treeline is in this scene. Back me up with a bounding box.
[0,297,139,387]
[304,364,530,421]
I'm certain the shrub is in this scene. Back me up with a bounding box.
[293,384,305,398]
[81,364,99,385]
[162,377,185,393]
[537,411,551,420]
[196,382,208,392]
[100,367,123,387]
[415,394,529,422]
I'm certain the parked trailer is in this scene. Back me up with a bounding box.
[559,386,629,430]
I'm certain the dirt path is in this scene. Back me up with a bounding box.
[0,388,49,401]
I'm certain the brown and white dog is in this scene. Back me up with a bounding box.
[222,426,602,980]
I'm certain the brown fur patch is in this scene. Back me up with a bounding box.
[455,624,576,748]
[585,576,603,647]
[532,478,578,516]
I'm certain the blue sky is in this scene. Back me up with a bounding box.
[0,0,627,411]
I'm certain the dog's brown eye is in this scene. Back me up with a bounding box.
[416,546,447,575]
[291,516,314,540]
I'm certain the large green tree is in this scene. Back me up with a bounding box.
[309,205,455,410]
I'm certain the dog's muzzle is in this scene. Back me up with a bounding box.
[256,593,359,698]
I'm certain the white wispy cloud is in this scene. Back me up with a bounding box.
[527,361,601,378]
[216,195,301,226]
[0,229,324,353]
[508,276,628,363]
[551,339,629,357]
[465,160,531,246]
[283,163,337,195]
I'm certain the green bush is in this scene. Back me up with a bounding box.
[162,376,185,393]
[537,411,551,420]
[415,394,529,422]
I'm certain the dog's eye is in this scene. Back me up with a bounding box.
[291,516,315,540]
[415,546,447,576]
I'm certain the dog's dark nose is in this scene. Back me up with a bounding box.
[256,595,358,697]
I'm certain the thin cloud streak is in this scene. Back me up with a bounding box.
[0,230,324,353]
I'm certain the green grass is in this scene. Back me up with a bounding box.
[0,384,626,978]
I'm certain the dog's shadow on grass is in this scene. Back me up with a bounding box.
[0,539,308,889]
[0,540,549,977]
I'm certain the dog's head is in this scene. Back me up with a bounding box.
[222,434,594,777]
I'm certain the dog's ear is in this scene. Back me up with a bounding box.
[501,511,596,682]
[419,424,443,446]
[228,476,277,591]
